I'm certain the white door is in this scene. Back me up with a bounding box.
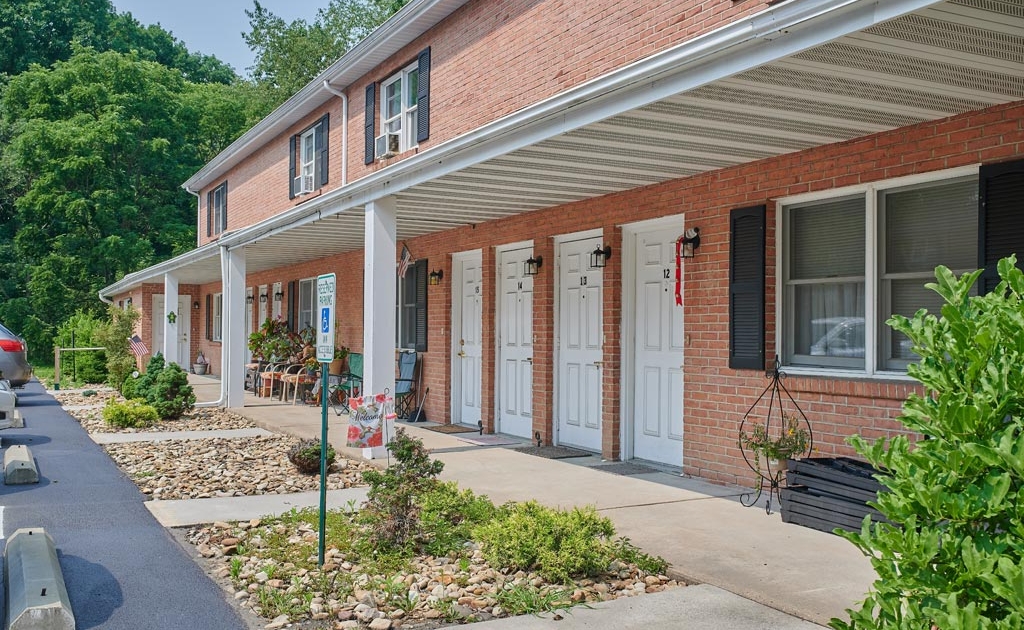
[245,287,254,363]
[452,252,483,426]
[632,229,685,466]
[151,295,191,367]
[258,284,268,325]
[557,238,603,451]
[497,246,534,438]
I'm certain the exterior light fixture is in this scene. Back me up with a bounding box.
[590,245,612,269]
[428,269,444,286]
[193,301,200,310]
[524,255,543,277]
[680,227,701,259]
[259,293,268,303]
[245,295,254,305]
[273,291,284,302]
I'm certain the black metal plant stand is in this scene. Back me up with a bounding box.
[738,356,813,514]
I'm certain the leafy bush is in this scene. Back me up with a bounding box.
[55,311,108,383]
[418,482,496,557]
[135,352,166,398]
[102,399,159,428]
[359,428,445,554]
[287,439,336,475]
[833,257,1024,630]
[121,373,141,400]
[473,501,616,583]
[147,362,195,419]
[93,305,140,393]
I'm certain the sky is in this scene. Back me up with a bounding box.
[111,0,321,76]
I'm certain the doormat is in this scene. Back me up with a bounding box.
[593,462,661,476]
[457,434,522,447]
[513,445,592,460]
[424,424,478,434]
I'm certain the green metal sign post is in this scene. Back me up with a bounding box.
[315,273,336,566]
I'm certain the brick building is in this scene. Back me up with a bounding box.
[101,0,1024,485]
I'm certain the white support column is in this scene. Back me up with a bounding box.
[163,274,180,368]
[224,247,247,408]
[363,197,398,459]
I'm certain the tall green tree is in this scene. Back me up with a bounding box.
[243,0,410,102]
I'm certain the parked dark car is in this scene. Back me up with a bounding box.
[0,323,32,387]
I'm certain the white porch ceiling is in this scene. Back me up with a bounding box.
[127,0,1024,288]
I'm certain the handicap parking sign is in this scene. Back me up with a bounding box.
[321,308,330,333]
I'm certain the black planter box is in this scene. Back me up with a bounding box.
[781,457,888,535]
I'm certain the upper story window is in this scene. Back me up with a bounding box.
[206,181,227,237]
[779,168,979,375]
[289,114,329,198]
[365,47,431,164]
[381,63,419,154]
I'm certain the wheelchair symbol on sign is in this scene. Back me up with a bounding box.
[321,308,330,333]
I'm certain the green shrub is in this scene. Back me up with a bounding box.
[359,428,445,554]
[147,362,195,419]
[102,399,159,428]
[93,305,140,393]
[833,257,1024,630]
[121,374,141,400]
[473,501,616,583]
[135,352,166,399]
[55,311,108,384]
[287,439,336,475]
[419,482,496,557]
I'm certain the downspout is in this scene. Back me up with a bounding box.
[322,81,348,185]
[195,243,230,408]
[185,185,202,246]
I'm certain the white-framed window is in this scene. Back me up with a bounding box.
[779,166,979,375]
[299,128,316,192]
[381,62,419,152]
[298,278,316,332]
[207,181,227,237]
[212,293,224,342]
[290,115,328,197]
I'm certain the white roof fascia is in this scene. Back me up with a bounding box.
[218,0,942,251]
[99,242,221,297]
[182,0,469,193]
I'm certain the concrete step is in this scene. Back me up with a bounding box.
[4,528,75,630]
[5,445,39,485]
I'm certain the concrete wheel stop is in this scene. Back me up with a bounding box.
[4,528,75,630]
[4,446,38,485]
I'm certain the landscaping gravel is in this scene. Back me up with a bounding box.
[55,389,258,434]
[103,436,372,500]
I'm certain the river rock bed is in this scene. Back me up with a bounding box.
[104,436,371,500]
[56,389,258,434]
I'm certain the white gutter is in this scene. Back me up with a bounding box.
[322,81,349,186]
[215,0,941,252]
[99,242,221,298]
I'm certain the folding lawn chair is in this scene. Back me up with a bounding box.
[327,352,363,416]
[394,350,421,420]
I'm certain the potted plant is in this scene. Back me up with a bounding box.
[739,415,810,483]
[193,351,209,375]
[248,318,299,362]
[329,345,350,375]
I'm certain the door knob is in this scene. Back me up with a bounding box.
[593,361,603,367]
[458,351,466,358]
[525,357,533,363]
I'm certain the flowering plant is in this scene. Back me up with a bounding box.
[740,415,809,465]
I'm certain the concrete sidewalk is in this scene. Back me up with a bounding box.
[189,375,875,627]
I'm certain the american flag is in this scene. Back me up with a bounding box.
[397,244,413,279]
[128,335,149,357]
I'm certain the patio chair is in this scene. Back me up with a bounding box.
[327,352,363,416]
[394,350,422,420]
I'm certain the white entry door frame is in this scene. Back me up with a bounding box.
[620,214,686,466]
[554,228,604,452]
[495,241,534,439]
[151,295,191,368]
[451,250,483,427]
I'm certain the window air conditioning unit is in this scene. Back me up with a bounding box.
[293,174,314,195]
[375,133,400,159]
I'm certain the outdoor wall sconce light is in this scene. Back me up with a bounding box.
[259,294,268,303]
[524,255,543,277]
[245,295,254,305]
[126,297,132,307]
[273,291,284,302]
[193,301,200,310]
[680,227,701,259]
[428,269,444,286]
[590,245,612,269]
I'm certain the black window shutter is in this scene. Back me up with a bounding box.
[414,260,428,352]
[287,280,298,331]
[316,113,329,187]
[979,158,1024,294]
[729,205,766,370]
[221,182,228,232]
[364,83,376,164]
[205,294,212,340]
[288,135,297,199]
[206,191,212,237]
[416,47,431,143]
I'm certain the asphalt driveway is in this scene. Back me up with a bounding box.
[0,381,248,630]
